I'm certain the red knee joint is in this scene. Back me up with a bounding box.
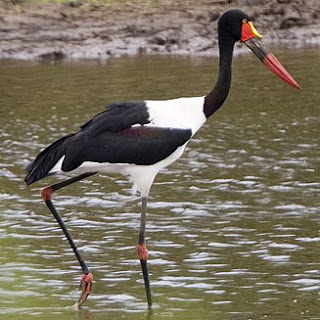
[137,243,148,261]
[81,272,93,283]
[41,186,53,201]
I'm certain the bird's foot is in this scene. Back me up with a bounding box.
[137,243,148,261]
[78,272,93,307]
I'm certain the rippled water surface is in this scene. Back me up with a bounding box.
[0,49,319,320]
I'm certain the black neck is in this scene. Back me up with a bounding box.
[204,32,236,118]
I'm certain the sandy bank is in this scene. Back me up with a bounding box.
[0,0,319,61]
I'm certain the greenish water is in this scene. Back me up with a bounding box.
[0,48,319,320]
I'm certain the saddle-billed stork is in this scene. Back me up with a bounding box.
[25,9,300,308]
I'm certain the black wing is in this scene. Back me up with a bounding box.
[80,101,150,134]
[61,126,192,171]
[25,101,150,184]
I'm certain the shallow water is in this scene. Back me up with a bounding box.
[0,48,319,320]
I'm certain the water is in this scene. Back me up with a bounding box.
[0,48,319,320]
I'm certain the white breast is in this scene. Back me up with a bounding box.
[146,96,206,134]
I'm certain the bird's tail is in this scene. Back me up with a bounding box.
[25,133,75,185]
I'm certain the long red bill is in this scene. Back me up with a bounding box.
[243,37,301,90]
[263,53,301,90]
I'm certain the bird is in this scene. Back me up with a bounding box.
[25,9,300,308]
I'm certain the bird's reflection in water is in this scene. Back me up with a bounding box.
[77,309,95,320]
[146,308,153,320]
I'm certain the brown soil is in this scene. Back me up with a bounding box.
[0,0,319,61]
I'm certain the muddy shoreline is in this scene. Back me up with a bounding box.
[0,0,319,61]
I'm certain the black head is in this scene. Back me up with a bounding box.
[218,9,250,42]
[215,9,301,90]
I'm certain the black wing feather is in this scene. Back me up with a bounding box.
[61,126,192,171]
[25,133,75,185]
[81,101,150,134]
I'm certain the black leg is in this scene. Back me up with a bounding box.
[41,172,97,307]
[137,196,152,307]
